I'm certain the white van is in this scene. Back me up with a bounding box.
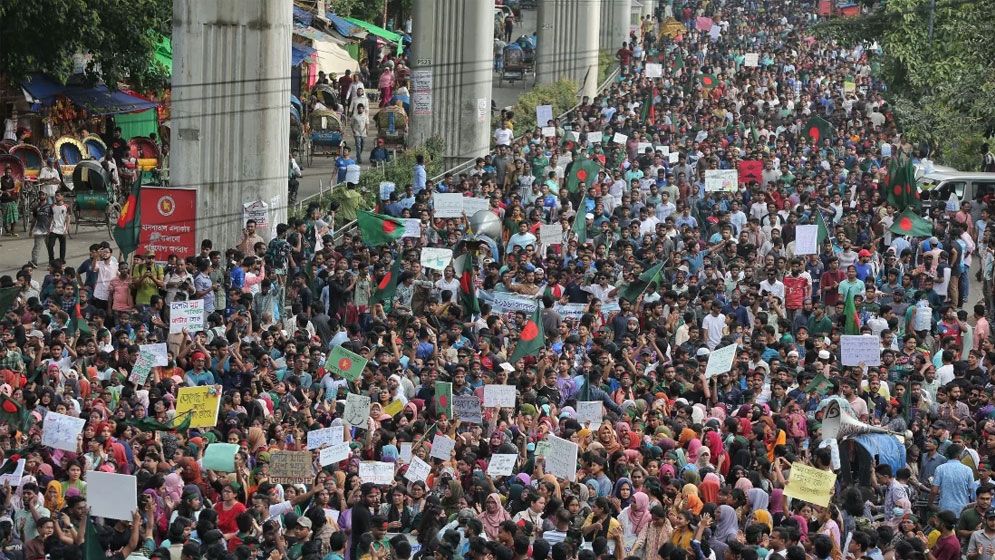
[919,171,995,221]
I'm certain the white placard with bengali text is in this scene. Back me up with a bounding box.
[463,197,491,216]
[744,53,760,67]
[319,442,351,466]
[588,131,603,143]
[705,343,738,378]
[307,426,345,450]
[840,335,881,366]
[359,461,395,485]
[704,169,739,192]
[645,63,663,78]
[545,434,579,481]
[420,247,453,272]
[41,412,86,452]
[612,132,628,144]
[433,193,464,218]
[483,384,517,407]
[540,224,563,246]
[405,456,431,483]
[169,299,205,333]
[794,225,819,255]
[430,434,457,460]
[576,401,604,426]
[535,105,554,127]
[487,454,518,476]
[402,218,421,238]
[139,343,168,366]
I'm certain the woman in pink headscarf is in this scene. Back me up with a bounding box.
[686,438,702,464]
[619,491,652,556]
[479,492,510,540]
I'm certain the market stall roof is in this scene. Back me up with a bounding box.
[294,26,352,47]
[325,13,363,38]
[343,17,402,45]
[292,44,317,66]
[21,74,159,114]
[153,35,172,74]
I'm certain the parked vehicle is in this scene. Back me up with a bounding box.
[919,171,995,222]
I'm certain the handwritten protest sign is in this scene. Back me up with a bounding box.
[576,401,603,426]
[359,461,395,485]
[704,169,739,192]
[343,393,372,427]
[175,386,221,428]
[169,299,205,333]
[89,472,138,520]
[139,343,168,366]
[420,248,453,271]
[794,225,819,255]
[535,105,553,127]
[401,218,421,238]
[705,343,738,379]
[430,435,457,461]
[269,451,314,484]
[463,197,491,216]
[41,412,86,452]
[483,384,516,408]
[588,131,603,143]
[433,193,464,218]
[307,426,344,450]
[319,443,351,466]
[399,442,413,464]
[453,395,482,424]
[612,132,628,145]
[487,454,518,476]
[487,292,538,314]
[744,52,760,67]
[0,459,24,486]
[203,443,239,472]
[840,335,881,366]
[541,127,556,137]
[784,463,837,507]
[556,303,587,320]
[404,456,431,483]
[644,63,663,78]
[545,434,579,481]
[129,350,156,385]
[539,224,563,246]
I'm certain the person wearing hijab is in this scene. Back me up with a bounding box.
[747,488,769,511]
[611,477,634,511]
[712,504,740,545]
[479,493,510,540]
[682,484,704,515]
[440,479,463,517]
[44,480,65,512]
[700,473,721,504]
[618,491,651,557]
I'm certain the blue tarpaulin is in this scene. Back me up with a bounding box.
[326,13,361,37]
[853,434,907,474]
[291,44,316,66]
[293,6,314,28]
[22,74,158,114]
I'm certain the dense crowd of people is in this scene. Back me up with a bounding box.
[1,1,993,560]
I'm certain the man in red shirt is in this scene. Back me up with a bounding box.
[926,510,961,560]
[616,42,633,67]
[820,257,846,307]
[783,258,810,319]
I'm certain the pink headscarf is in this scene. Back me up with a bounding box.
[624,492,652,535]
[735,477,754,492]
[687,439,702,463]
[705,431,724,465]
[770,488,785,514]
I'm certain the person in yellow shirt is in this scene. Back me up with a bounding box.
[131,252,164,306]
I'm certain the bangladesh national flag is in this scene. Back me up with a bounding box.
[0,394,32,433]
[66,284,90,337]
[434,381,453,419]
[805,374,834,395]
[84,516,105,560]
[325,345,368,381]
[112,176,142,259]
[619,261,665,302]
[890,210,933,237]
[816,210,831,246]
[699,74,718,89]
[125,410,193,433]
[844,289,861,335]
[455,253,480,318]
[565,158,601,193]
[572,196,588,244]
[509,304,546,363]
[357,210,405,246]
[804,116,833,146]
[371,257,402,306]
[886,156,919,211]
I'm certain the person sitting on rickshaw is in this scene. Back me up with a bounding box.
[1,166,18,237]
[370,138,392,166]
[38,159,61,197]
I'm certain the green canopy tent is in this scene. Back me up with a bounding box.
[343,17,404,55]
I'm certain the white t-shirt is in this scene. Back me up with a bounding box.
[93,257,119,301]
[50,204,70,235]
[494,128,513,146]
[435,277,460,303]
[702,313,727,350]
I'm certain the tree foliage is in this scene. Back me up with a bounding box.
[0,0,171,91]
[814,0,995,169]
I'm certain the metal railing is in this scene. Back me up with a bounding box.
[327,66,622,242]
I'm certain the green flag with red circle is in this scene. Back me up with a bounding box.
[804,116,833,146]
[565,158,601,193]
[357,210,406,247]
[699,74,718,89]
[324,345,368,381]
[371,257,403,307]
[889,210,933,238]
[434,381,453,419]
[509,304,546,363]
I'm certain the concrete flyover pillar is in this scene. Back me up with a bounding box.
[536,0,601,100]
[600,0,632,54]
[408,0,495,161]
[171,0,290,247]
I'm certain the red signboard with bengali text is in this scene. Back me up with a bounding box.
[138,187,197,260]
[738,160,763,184]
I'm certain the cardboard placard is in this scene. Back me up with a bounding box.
[268,451,315,484]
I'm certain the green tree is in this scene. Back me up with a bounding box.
[0,0,171,91]
[814,0,995,170]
